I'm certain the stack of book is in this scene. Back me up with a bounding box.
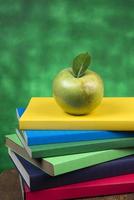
[5,97,134,200]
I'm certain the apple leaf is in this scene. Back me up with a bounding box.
[72,52,91,78]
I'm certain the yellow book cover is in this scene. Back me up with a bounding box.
[19,97,134,130]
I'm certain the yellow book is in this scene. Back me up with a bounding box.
[19,97,134,130]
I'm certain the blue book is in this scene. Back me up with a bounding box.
[9,148,134,191]
[17,108,134,146]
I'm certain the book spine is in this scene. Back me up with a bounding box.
[32,138,134,158]
[26,131,133,146]
[25,181,134,200]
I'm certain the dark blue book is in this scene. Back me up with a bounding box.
[9,148,134,191]
[16,108,134,146]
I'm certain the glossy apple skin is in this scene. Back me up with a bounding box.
[53,68,104,115]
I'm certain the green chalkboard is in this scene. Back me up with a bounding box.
[0,0,134,172]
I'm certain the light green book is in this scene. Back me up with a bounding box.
[5,134,134,176]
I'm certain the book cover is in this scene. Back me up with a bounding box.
[5,134,134,176]
[16,128,134,158]
[19,97,134,130]
[23,173,134,200]
[17,108,134,146]
[9,149,134,191]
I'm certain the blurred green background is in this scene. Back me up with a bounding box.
[0,0,134,173]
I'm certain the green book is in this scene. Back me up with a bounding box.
[5,134,134,176]
[16,129,134,158]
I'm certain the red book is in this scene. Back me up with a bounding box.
[22,173,134,200]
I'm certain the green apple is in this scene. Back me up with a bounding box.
[53,53,104,115]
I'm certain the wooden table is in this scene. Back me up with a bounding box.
[0,169,134,200]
